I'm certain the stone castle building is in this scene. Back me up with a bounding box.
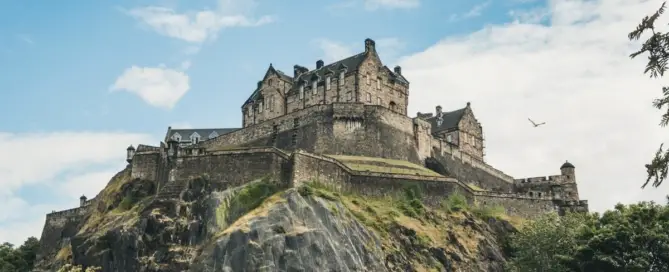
[36,38,588,268]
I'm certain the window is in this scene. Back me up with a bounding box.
[446,135,452,142]
[299,85,304,99]
[268,79,273,85]
[339,72,345,85]
[366,92,371,102]
[312,81,317,94]
[259,102,263,113]
[366,75,370,85]
[377,97,381,105]
[172,133,182,142]
[209,131,219,139]
[190,133,201,144]
[325,77,331,90]
[437,118,443,126]
[347,92,352,101]
[376,78,381,89]
[269,96,274,111]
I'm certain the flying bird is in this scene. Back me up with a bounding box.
[528,118,546,127]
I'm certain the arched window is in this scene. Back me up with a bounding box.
[389,101,396,111]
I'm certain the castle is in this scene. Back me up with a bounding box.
[35,38,588,266]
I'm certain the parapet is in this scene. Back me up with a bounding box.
[514,175,567,184]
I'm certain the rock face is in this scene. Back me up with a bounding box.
[35,176,518,272]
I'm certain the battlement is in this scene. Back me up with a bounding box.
[514,175,568,184]
[433,140,515,183]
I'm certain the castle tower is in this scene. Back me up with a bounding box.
[560,160,575,182]
[559,161,580,200]
[79,195,87,207]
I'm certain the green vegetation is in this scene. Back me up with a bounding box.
[506,201,669,272]
[629,2,669,188]
[117,194,136,212]
[326,154,442,177]
[0,237,40,272]
[215,176,280,229]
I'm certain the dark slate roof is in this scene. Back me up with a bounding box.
[166,128,240,142]
[382,66,409,85]
[285,52,367,96]
[560,161,575,169]
[424,108,466,134]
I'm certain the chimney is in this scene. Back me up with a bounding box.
[364,38,376,53]
[436,105,442,116]
[293,65,308,79]
[394,66,402,75]
[316,60,324,69]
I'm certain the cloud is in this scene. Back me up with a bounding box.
[449,1,491,22]
[126,0,274,43]
[0,131,154,245]
[398,0,669,212]
[314,37,406,65]
[110,65,190,109]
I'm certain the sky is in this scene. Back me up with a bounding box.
[1,0,668,246]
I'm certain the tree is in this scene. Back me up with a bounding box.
[629,1,669,188]
[505,212,596,272]
[563,202,669,272]
[0,237,40,272]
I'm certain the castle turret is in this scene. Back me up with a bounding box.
[316,60,324,69]
[126,145,136,163]
[394,66,402,75]
[79,195,87,207]
[560,160,575,181]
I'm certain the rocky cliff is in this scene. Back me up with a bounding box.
[35,169,521,272]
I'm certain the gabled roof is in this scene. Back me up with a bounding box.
[424,108,467,134]
[285,52,367,96]
[244,64,293,106]
[382,66,409,85]
[165,128,240,142]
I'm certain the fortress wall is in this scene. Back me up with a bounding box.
[174,148,289,190]
[35,207,91,264]
[200,104,331,150]
[130,151,160,180]
[291,151,351,190]
[324,104,423,164]
[474,193,557,218]
[432,146,516,192]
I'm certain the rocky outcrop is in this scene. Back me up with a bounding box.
[36,176,519,272]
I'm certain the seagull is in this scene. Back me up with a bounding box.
[528,118,546,127]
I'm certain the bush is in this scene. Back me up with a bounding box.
[442,191,468,212]
[398,185,425,217]
[118,195,135,211]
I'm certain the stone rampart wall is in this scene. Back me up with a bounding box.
[433,141,514,183]
[173,147,291,191]
[291,150,559,217]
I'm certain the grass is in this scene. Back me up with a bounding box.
[326,154,442,177]
[215,176,281,231]
[466,183,487,191]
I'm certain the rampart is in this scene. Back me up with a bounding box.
[170,147,292,191]
[514,175,567,184]
[35,201,95,268]
[290,150,558,217]
[196,103,424,164]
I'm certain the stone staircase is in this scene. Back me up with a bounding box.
[157,179,188,199]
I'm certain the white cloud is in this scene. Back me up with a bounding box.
[110,65,190,109]
[398,0,669,212]
[364,0,420,10]
[0,131,154,245]
[127,0,274,43]
[314,37,406,65]
[449,1,491,22]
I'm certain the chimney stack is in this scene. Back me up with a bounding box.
[364,38,376,53]
[394,66,402,75]
[436,105,442,116]
[316,60,324,69]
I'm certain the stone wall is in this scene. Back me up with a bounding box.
[474,192,557,218]
[35,206,91,265]
[430,146,515,192]
[172,147,291,191]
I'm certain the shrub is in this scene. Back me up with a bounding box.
[442,191,468,212]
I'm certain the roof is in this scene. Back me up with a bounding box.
[285,52,367,96]
[165,128,240,142]
[424,107,467,134]
[560,161,575,169]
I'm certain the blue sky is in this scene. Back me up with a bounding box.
[1,0,668,245]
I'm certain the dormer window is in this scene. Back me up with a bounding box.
[171,132,182,142]
[339,72,345,84]
[437,117,443,126]
[209,131,219,139]
[299,85,304,99]
[190,132,201,144]
[326,77,331,90]
[312,81,317,94]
